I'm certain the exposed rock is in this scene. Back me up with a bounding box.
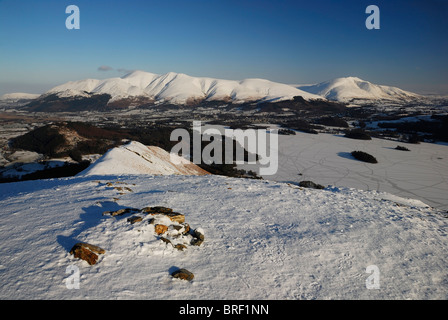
[171,268,194,281]
[160,237,171,245]
[298,180,325,190]
[141,206,185,224]
[164,212,185,224]
[70,242,105,265]
[141,206,173,214]
[103,207,139,216]
[191,238,204,246]
[182,223,190,234]
[172,225,183,231]
[155,224,168,235]
[174,244,187,251]
[193,228,205,241]
[127,216,143,224]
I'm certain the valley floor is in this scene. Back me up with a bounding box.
[239,129,448,211]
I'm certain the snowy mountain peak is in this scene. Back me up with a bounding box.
[298,76,421,102]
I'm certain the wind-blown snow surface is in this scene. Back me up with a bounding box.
[45,70,323,104]
[0,173,447,299]
[297,77,421,102]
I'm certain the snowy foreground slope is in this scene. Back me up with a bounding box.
[1,171,447,299]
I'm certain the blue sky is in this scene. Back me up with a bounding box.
[0,0,447,95]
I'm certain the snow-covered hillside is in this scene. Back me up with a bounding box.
[79,141,209,176]
[44,70,323,104]
[298,77,421,103]
[1,144,448,299]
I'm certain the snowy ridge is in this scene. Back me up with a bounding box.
[298,77,421,102]
[0,92,40,101]
[45,70,323,104]
[79,141,209,176]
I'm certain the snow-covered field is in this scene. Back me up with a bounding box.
[239,129,448,211]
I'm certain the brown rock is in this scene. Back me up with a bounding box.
[127,216,143,224]
[160,237,171,245]
[154,224,168,235]
[172,225,183,231]
[171,268,194,281]
[70,242,105,265]
[193,229,205,241]
[191,238,204,246]
[165,212,185,224]
[174,244,187,251]
[103,208,139,217]
[181,223,190,234]
[141,206,173,214]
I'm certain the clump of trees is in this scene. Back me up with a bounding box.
[316,116,349,128]
[395,145,410,151]
[351,151,378,163]
[281,119,322,134]
[344,129,372,140]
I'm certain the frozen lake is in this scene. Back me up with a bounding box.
[239,129,448,211]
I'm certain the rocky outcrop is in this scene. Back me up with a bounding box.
[70,242,105,265]
[299,180,325,190]
[71,202,203,281]
[171,268,194,281]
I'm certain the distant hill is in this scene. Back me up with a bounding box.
[298,77,422,103]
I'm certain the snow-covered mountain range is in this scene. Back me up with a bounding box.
[43,70,323,104]
[297,77,422,102]
[27,71,422,106]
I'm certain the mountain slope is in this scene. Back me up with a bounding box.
[0,172,447,300]
[44,70,323,104]
[298,77,421,102]
[79,141,210,176]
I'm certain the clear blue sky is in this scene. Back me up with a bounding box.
[0,0,447,95]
